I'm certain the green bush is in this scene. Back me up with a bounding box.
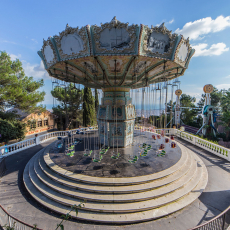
[0,118,26,143]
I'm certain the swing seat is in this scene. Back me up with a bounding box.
[133,156,138,161]
[128,155,138,163]
[140,152,147,157]
[111,153,120,159]
[93,159,100,162]
[69,145,74,150]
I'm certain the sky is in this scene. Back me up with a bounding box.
[1,0,230,109]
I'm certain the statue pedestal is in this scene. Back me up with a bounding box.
[97,89,135,148]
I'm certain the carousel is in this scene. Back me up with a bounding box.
[23,17,208,224]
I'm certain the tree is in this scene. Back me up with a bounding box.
[0,51,45,143]
[197,87,222,111]
[180,94,199,126]
[219,110,230,140]
[95,88,99,116]
[83,87,96,127]
[51,83,83,130]
[220,89,230,112]
[0,118,26,143]
[0,51,45,113]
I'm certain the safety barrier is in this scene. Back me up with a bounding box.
[1,127,229,162]
[174,129,230,161]
[189,206,230,230]
[0,127,97,158]
[0,204,42,230]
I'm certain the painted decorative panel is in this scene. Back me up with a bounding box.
[92,17,138,55]
[53,25,90,60]
[141,23,177,59]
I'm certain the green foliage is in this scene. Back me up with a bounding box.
[0,110,20,120]
[83,87,96,127]
[3,222,16,230]
[55,201,85,230]
[218,110,230,140]
[26,119,36,131]
[197,87,223,111]
[220,90,230,113]
[95,88,99,114]
[0,118,26,143]
[180,94,199,126]
[0,51,45,113]
[51,83,83,130]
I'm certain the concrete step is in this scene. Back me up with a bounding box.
[23,149,208,223]
[39,144,191,194]
[34,150,195,202]
[28,151,203,213]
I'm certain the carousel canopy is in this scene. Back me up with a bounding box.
[38,17,195,89]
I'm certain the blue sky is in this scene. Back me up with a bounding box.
[1,0,230,109]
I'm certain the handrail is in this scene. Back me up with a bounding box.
[1,126,229,162]
[0,204,43,230]
[189,206,230,230]
[0,127,98,158]
[174,129,230,161]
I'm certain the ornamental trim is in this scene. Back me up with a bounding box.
[174,37,192,67]
[41,39,58,68]
[53,24,90,60]
[92,17,138,54]
[142,23,177,59]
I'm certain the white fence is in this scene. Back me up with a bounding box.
[174,129,230,161]
[1,127,229,162]
[134,126,230,161]
[0,127,97,158]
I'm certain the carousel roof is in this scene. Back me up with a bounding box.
[38,17,195,89]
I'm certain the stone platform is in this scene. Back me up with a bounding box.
[49,132,181,178]
[23,133,208,224]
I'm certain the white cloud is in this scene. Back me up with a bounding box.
[225,75,230,79]
[169,19,174,24]
[22,60,50,80]
[192,43,229,57]
[175,15,230,40]
[216,84,230,91]
[31,38,38,43]
[1,40,18,45]
[10,53,22,61]
[10,54,49,79]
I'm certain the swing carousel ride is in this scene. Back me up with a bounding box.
[23,18,208,224]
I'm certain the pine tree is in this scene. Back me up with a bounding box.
[51,83,83,130]
[0,51,45,113]
[0,51,45,142]
[95,88,99,116]
[83,87,96,127]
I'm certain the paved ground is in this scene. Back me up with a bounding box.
[50,133,181,177]
[0,137,230,230]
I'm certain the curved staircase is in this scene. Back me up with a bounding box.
[23,142,208,224]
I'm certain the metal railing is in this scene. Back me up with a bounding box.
[189,206,230,230]
[0,204,42,230]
